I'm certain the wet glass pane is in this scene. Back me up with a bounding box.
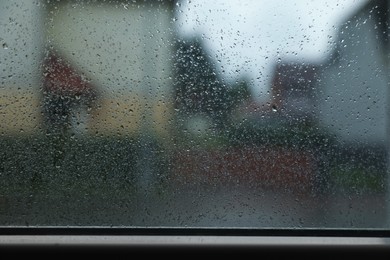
[0,0,389,229]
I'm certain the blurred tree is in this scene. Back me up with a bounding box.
[173,38,226,116]
[173,37,251,130]
[227,78,252,110]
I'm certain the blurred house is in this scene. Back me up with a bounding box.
[231,61,320,132]
[44,0,176,138]
[1,0,177,139]
[317,0,389,147]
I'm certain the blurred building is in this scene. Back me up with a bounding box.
[230,61,320,132]
[317,0,389,147]
[45,0,176,138]
[1,0,177,139]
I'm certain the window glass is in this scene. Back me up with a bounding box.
[0,0,388,229]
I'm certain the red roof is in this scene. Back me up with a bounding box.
[43,51,96,97]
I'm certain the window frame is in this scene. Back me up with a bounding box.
[0,227,390,254]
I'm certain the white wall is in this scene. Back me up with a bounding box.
[0,0,45,136]
[317,8,388,146]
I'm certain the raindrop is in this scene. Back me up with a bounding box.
[2,43,8,50]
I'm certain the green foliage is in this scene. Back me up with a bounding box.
[0,135,141,196]
[227,78,252,110]
[224,118,335,149]
[330,166,385,193]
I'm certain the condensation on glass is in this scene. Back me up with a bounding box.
[0,0,389,229]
